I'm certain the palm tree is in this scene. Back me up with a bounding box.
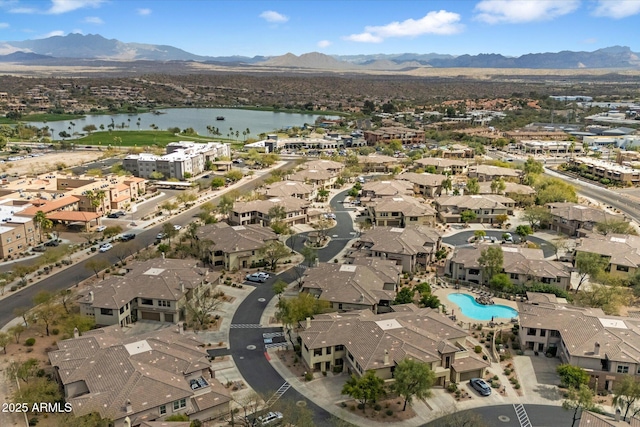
[33,210,53,243]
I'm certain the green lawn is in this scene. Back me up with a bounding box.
[76,130,233,147]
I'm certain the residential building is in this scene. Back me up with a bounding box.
[578,411,640,427]
[545,203,622,236]
[518,140,580,155]
[413,158,468,175]
[503,130,569,141]
[195,222,278,270]
[367,195,437,227]
[447,246,571,289]
[357,154,402,173]
[566,157,640,185]
[583,135,640,149]
[123,142,231,180]
[360,180,413,199]
[288,168,338,187]
[435,195,515,224]
[301,262,400,313]
[349,225,443,272]
[468,165,522,182]
[397,172,447,198]
[302,159,344,174]
[575,233,640,276]
[0,204,37,258]
[299,304,489,383]
[261,181,316,201]
[48,325,231,427]
[363,126,425,146]
[478,181,535,202]
[518,293,640,391]
[438,144,475,159]
[78,258,218,326]
[230,196,309,226]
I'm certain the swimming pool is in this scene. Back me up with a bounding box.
[447,293,518,321]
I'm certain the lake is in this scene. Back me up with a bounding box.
[25,108,337,140]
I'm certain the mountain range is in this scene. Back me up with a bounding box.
[1,33,639,70]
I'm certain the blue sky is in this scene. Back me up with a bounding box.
[0,0,639,57]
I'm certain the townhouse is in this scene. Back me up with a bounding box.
[435,195,515,224]
[229,196,309,226]
[299,304,489,384]
[261,181,316,201]
[195,222,278,270]
[545,203,622,236]
[367,195,437,227]
[518,293,640,391]
[397,172,447,198]
[467,165,522,182]
[357,154,402,174]
[363,126,425,146]
[575,233,640,276]
[350,225,443,273]
[78,258,218,326]
[300,262,400,313]
[447,246,571,290]
[49,325,230,427]
[288,168,338,187]
[360,180,413,199]
[566,157,640,186]
[413,158,468,175]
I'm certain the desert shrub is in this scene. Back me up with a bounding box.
[386,409,393,416]
[374,404,382,411]
[474,345,482,353]
[25,338,36,346]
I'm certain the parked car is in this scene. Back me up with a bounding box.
[120,233,136,242]
[44,239,59,247]
[173,224,182,230]
[156,233,167,240]
[96,225,107,232]
[469,378,491,396]
[32,245,46,252]
[502,233,514,243]
[256,272,270,280]
[245,273,267,283]
[255,411,283,426]
[115,211,126,217]
[99,243,113,252]
[107,213,119,219]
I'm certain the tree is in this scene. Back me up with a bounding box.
[259,240,291,271]
[225,169,244,182]
[11,376,62,407]
[562,384,597,427]
[393,359,435,411]
[84,189,106,211]
[613,375,640,421]
[103,225,123,239]
[489,273,513,292]
[478,246,503,283]
[317,188,330,201]
[165,414,189,421]
[33,291,60,336]
[33,210,53,242]
[441,177,452,195]
[176,191,197,206]
[515,224,533,240]
[465,178,480,195]
[184,289,225,332]
[210,176,225,189]
[490,177,506,194]
[217,194,234,222]
[595,220,637,236]
[523,206,551,229]
[534,177,577,205]
[524,157,544,176]
[342,370,385,412]
[473,230,486,242]
[6,358,40,383]
[460,210,476,225]
[557,364,590,389]
[85,259,111,278]
[162,222,179,243]
[420,292,440,308]
[495,214,509,227]
[160,201,179,215]
[275,293,330,331]
[60,313,95,337]
[574,252,608,293]
[8,324,25,344]
[300,246,318,267]
[394,287,415,304]
[0,332,10,354]
[273,279,287,299]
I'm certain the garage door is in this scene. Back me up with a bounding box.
[459,370,479,382]
[141,311,161,321]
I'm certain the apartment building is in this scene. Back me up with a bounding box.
[360,180,413,199]
[567,157,640,185]
[299,304,489,384]
[397,172,447,198]
[435,195,515,224]
[357,154,402,173]
[367,195,437,227]
[363,126,425,146]
[518,140,579,155]
[575,233,640,276]
[0,202,37,258]
[230,196,309,226]
[413,158,468,175]
[261,181,316,201]
[545,203,622,236]
[468,165,522,182]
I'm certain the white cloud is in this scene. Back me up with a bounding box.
[37,30,65,38]
[344,10,463,43]
[317,40,331,48]
[9,7,38,13]
[0,23,9,28]
[47,0,106,15]
[137,8,151,16]
[84,16,103,24]
[474,0,580,24]
[592,0,640,18]
[259,10,288,23]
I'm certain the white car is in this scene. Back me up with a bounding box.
[99,243,113,252]
[246,273,267,283]
[256,272,270,280]
[96,225,107,232]
[173,224,182,230]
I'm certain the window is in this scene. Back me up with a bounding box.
[338,303,343,310]
[617,265,629,272]
[140,298,153,305]
[469,269,480,275]
[540,329,546,337]
[527,328,536,336]
[120,307,125,314]
[159,405,166,415]
[335,345,344,351]
[409,217,418,221]
[158,300,170,307]
[510,273,518,280]
[550,330,560,337]
[348,352,354,362]
[100,308,113,316]
[313,348,322,357]
[618,365,629,374]
[173,398,186,411]
[326,346,332,355]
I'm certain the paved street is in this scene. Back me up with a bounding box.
[442,230,556,258]
[424,404,572,427]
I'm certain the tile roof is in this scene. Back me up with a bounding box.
[576,233,640,268]
[195,222,278,253]
[469,165,522,177]
[288,168,336,182]
[232,196,309,215]
[358,225,442,256]
[398,172,447,188]
[263,180,314,198]
[415,158,468,167]
[546,203,622,223]
[22,195,79,215]
[361,180,414,197]
[478,181,535,195]
[46,211,101,222]
[369,195,436,217]
[436,194,515,211]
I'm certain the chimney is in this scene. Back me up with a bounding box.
[306,317,311,329]
[594,342,600,356]
[125,399,132,414]
[180,282,185,293]
[161,252,165,259]
[360,293,364,302]
[235,245,239,252]
[89,291,94,302]
[384,350,389,365]
[73,327,79,338]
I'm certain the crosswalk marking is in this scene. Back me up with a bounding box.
[230,324,262,329]
[513,403,532,427]
[265,382,291,407]
[265,342,288,350]
[263,332,285,338]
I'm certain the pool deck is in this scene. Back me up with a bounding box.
[432,286,519,328]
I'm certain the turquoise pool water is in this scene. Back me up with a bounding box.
[447,293,518,321]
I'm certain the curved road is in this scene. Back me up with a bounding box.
[228,188,355,426]
[443,230,556,258]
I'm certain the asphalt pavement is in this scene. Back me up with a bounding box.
[442,230,556,258]
[425,404,572,427]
